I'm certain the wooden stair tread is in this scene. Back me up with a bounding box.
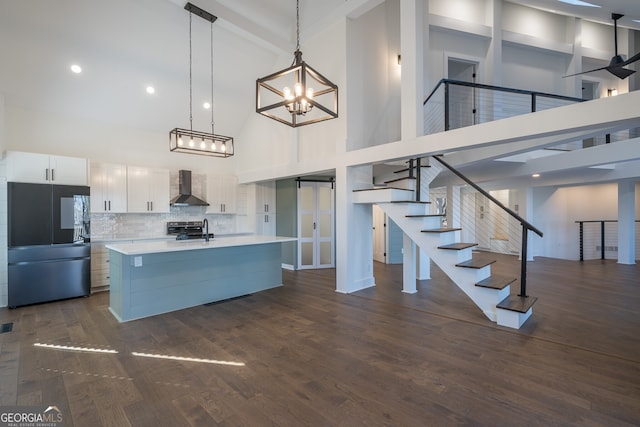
[390,200,430,204]
[353,187,413,192]
[438,242,478,250]
[497,295,538,313]
[421,227,461,233]
[384,177,416,184]
[455,258,496,269]
[405,214,444,218]
[475,275,517,290]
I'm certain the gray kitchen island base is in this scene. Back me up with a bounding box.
[107,236,294,322]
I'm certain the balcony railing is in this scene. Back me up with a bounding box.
[423,79,584,135]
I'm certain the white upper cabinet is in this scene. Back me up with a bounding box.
[206,174,237,214]
[248,181,276,235]
[90,163,128,213]
[127,166,170,213]
[6,151,88,185]
[255,180,276,213]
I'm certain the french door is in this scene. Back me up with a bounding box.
[297,181,334,269]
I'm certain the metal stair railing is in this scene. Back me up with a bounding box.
[428,155,543,298]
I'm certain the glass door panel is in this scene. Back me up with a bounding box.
[297,181,334,269]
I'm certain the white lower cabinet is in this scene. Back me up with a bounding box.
[255,213,276,235]
[90,243,110,292]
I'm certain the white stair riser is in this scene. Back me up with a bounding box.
[497,307,532,328]
[421,216,442,229]
[381,202,510,323]
[389,179,416,191]
[352,188,414,204]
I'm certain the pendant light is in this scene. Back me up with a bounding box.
[256,0,338,127]
[170,2,234,157]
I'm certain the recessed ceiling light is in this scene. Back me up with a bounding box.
[70,64,82,74]
[557,0,601,7]
[203,102,211,109]
[532,173,541,178]
[146,86,155,94]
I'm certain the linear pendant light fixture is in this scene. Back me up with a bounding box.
[256,0,338,127]
[170,2,234,157]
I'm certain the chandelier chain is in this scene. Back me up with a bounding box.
[296,0,300,52]
[189,12,193,131]
[211,22,215,134]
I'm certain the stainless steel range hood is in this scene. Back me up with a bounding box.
[170,170,209,207]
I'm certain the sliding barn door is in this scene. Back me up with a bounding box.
[297,181,335,269]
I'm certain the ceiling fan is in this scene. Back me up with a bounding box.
[564,13,640,79]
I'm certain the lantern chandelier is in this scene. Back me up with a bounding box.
[256,0,338,127]
[170,2,234,157]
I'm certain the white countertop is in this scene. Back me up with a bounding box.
[106,235,297,255]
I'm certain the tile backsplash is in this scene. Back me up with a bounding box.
[91,210,240,241]
[91,170,246,241]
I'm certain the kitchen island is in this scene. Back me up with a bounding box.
[106,235,296,322]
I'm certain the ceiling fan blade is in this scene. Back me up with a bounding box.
[620,51,640,67]
[606,66,635,79]
[563,65,609,78]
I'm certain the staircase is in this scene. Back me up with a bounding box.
[353,158,537,329]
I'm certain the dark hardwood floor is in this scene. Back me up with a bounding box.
[1,254,639,426]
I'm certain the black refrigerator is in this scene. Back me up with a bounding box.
[8,182,91,307]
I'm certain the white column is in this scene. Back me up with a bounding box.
[566,18,582,97]
[416,249,430,280]
[0,93,5,155]
[485,0,503,86]
[335,164,376,293]
[400,0,424,140]
[402,232,417,293]
[617,180,636,265]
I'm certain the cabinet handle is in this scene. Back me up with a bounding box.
[45,168,49,181]
[265,204,268,212]
[150,201,153,211]
[265,214,268,223]
[104,201,107,211]
[51,169,55,181]
[108,200,111,211]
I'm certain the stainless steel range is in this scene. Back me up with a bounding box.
[167,221,214,240]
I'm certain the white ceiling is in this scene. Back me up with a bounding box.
[1,0,639,141]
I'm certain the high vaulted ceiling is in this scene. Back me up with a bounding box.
[1,0,639,141]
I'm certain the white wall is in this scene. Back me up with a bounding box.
[502,2,570,44]
[345,0,401,151]
[5,106,234,174]
[429,0,490,26]
[532,182,628,260]
[235,19,346,182]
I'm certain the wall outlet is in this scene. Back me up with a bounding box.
[134,256,143,267]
